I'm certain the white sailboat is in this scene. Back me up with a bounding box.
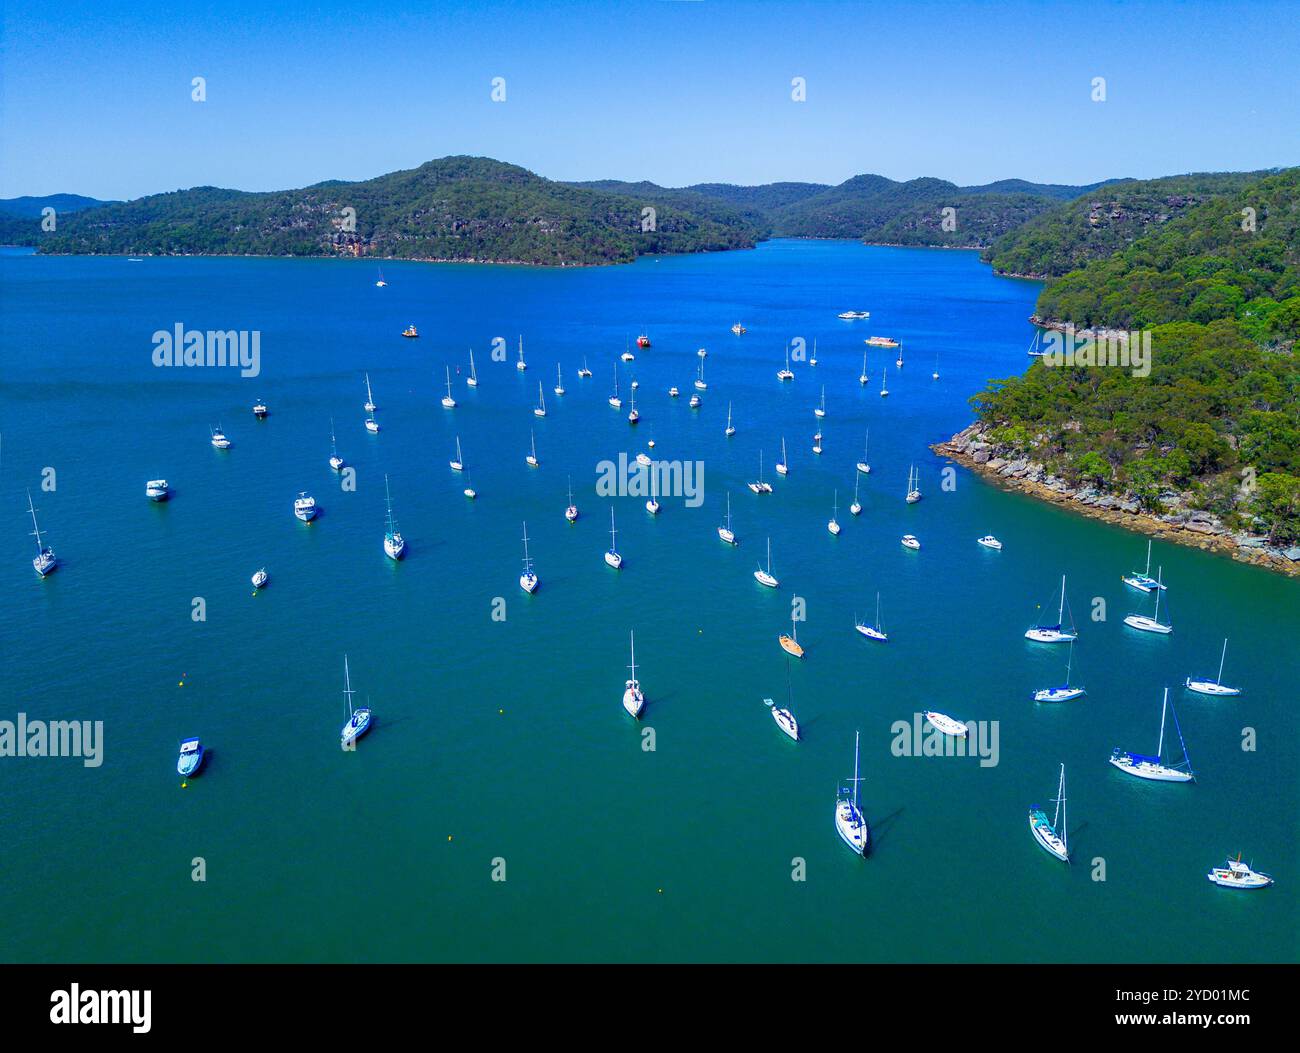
[646,468,660,515]
[724,401,736,437]
[608,362,622,409]
[748,450,773,494]
[717,492,737,545]
[623,631,645,718]
[810,338,818,367]
[578,356,592,378]
[554,363,565,396]
[812,428,823,456]
[1029,764,1070,863]
[1033,639,1085,702]
[695,357,707,390]
[879,366,889,397]
[814,385,826,418]
[1025,575,1078,643]
[1122,539,1167,592]
[383,475,405,560]
[754,537,779,588]
[855,592,888,642]
[835,731,869,855]
[365,413,380,434]
[251,567,268,589]
[1110,688,1194,782]
[534,381,547,418]
[339,654,372,746]
[565,477,579,523]
[519,521,539,593]
[777,347,794,381]
[462,470,477,500]
[627,384,639,424]
[905,463,921,503]
[329,418,345,471]
[856,432,871,474]
[827,490,841,535]
[467,349,478,387]
[775,437,789,476]
[442,366,457,409]
[850,473,862,516]
[526,429,539,468]
[1027,330,1046,358]
[364,373,377,413]
[1123,567,1172,633]
[767,662,800,740]
[924,711,969,737]
[895,343,904,369]
[1186,638,1241,696]
[450,436,465,472]
[26,490,57,577]
[516,335,527,371]
[859,351,869,386]
[605,507,623,568]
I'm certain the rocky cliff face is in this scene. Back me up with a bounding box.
[933,423,1300,577]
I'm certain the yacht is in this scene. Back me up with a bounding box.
[1025,575,1078,643]
[900,534,920,550]
[879,368,889,397]
[442,366,457,409]
[1109,688,1194,782]
[855,593,888,642]
[365,415,380,434]
[26,491,57,577]
[814,385,826,418]
[748,451,773,494]
[294,492,318,522]
[694,358,707,391]
[622,340,636,362]
[636,332,651,349]
[1033,639,1085,702]
[177,738,205,779]
[252,399,268,418]
[835,732,869,855]
[401,324,419,338]
[462,471,477,500]
[924,711,969,738]
[623,631,645,718]
[516,335,527,371]
[812,430,822,456]
[1207,856,1274,890]
[609,363,622,409]
[375,268,387,288]
[605,507,623,568]
[146,479,170,501]
[628,386,639,424]
[1185,638,1241,696]
[636,451,653,468]
[251,567,269,589]
[977,535,1002,550]
[775,437,789,476]
[645,470,660,515]
[849,474,862,516]
[383,476,405,560]
[519,522,539,593]
[554,363,565,396]
[1122,539,1167,593]
[328,419,345,471]
[859,352,869,386]
[777,347,794,382]
[1123,567,1172,633]
[534,381,547,418]
[467,349,479,387]
[754,537,779,588]
[778,615,804,659]
[450,436,465,472]
[697,348,708,358]
[905,464,922,503]
[364,373,377,413]
[688,393,701,408]
[1029,764,1070,863]
[578,357,592,378]
[668,386,679,398]
[866,336,899,348]
[827,491,841,535]
[731,322,746,335]
[724,401,736,437]
[717,492,737,545]
[856,432,871,474]
[526,430,540,468]
[565,478,579,523]
[770,701,799,741]
[210,426,231,449]
[809,339,818,367]
[339,654,372,747]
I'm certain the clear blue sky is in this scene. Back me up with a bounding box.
[2,0,1295,199]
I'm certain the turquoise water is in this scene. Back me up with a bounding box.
[0,240,1295,962]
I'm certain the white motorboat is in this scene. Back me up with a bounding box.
[146,479,170,501]
[210,426,231,449]
[977,535,1002,550]
[1207,856,1273,890]
[251,567,268,589]
[924,711,968,737]
[294,492,318,522]
[900,534,920,550]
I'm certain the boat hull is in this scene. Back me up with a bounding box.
[835,802,869,855]
[754,570,778,588]
[1025,628,1076,643]
[1185,679,1240,696]
[1028,811,1068,862]
[771,708,799,740]
[341,711,372,746]
[1108,754,1193,782]
[1033,687,1084,702]
[1123,616,1172,634]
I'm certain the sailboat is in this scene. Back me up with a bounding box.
[856,432,871,474]
[925,711,969,737]
[1122,539,1167,592]
[724,401,736,437]
[1110,687,1194,782]
[645,468,660,515]
[754,537,779,588]
[879,366,889,397]
[1123,567,1172,633]
[810,339,818,367]
[533,381,547,418]
[516,335,527,371]
[1186,638,1241,696]
[526,429,539,468]
[442,366,457,409]
[578,356,592,378]
[777,347,794,381]
[778,614,805,658]
[1033,639,1085,702]
[565,477,579,523]
[827,490,841,535]
[462,470,477,500]
[449,436,465,472]
[1029,764,1070,862]
[835,731,869,855]
[859,351,869,386]
[814,385,826,418]
[689,390,701,408]
[383,475,405,560]
[932,353,939,381]
[1207,854,1274,890]
[695,358,707,391]
[627,384,639,424]
[855,592,888,642]
[519,521,539,593]
[375,267,387,288]
[339,654,372,746]
[623,631,645,717]
[748,451,773,493]
[364,373,377,413]
[26,491,57,577]
[554,363,565,396]
[717,492,737,545]
[605,507,623,568]
[895,343,904,369]
[850,474,862,516]
[768,661,800,740]
[812,428,822,455]
[608,361,622,409]
[905,464,921,503]
[1027,330,1046,358]
[329,418,345,471]
[365,413,380,434]
[775,437,789,476]
[467,349,478,387]
[1025,575,1078,643]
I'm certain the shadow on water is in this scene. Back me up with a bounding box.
[868,806,905,852]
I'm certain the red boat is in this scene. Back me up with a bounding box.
[636,334,651,349]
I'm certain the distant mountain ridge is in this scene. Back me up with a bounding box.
[0,194,115,218]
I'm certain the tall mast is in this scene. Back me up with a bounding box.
[1217,639,1228,685]
[1157,687,1168,759]
[27,489,43,550]
[1058,574,1066,625]
[628,630,636,680]
[1153,568,1162,621]
[343,654,355,718]
[852,731,861,811]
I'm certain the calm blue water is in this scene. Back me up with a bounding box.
[0,240,1295,962]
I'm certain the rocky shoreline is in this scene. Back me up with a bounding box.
[932,423,1300,578]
